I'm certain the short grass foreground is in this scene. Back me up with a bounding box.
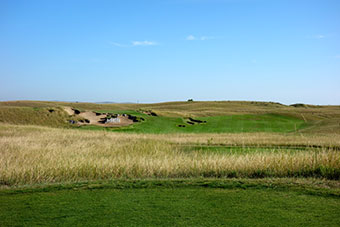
[1,179,340,226]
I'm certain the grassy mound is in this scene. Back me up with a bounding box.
[0,106,71,127]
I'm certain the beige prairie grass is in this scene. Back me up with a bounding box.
[1,124,339,186]
[154,133,340,148]
[2,100,340,119]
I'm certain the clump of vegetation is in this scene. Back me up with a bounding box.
[187,117,207,125]
[139,109,158,116]
[127,114,145,122]
[291,103,308,108]
[72,108,81,114]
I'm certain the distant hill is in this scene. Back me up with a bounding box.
[0,100,339,133]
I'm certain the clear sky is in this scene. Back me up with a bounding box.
[1,0,339,104]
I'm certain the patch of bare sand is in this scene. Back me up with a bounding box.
[104,116,133,127]
[63,107,75,115]
[63,107,133,127]
[79,111,102,124]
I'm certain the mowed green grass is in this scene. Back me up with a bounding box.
[81,112,306,133]
[1,181,339,226]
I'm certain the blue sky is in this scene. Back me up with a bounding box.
[1,0,339,104]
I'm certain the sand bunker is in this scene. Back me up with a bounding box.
[64,107,75,115]
[63,107,133,127]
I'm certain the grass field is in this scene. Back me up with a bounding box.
[81,112,306,133]
[1,179,340,226]
[0,100,340,226]
[1,123,339,186]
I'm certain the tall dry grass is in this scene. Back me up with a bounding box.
[0,124,339,186]
[155,132,340,148]
[0,106,70,127]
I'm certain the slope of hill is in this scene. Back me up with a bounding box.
[0,100,339,133]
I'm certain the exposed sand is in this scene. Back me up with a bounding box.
[63,107,133,127]
[64,107,75,115]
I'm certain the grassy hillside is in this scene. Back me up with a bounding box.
[0,106,70,127]
[0,105,85,128]
[1,100,339,133]
[2,100,340,118]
